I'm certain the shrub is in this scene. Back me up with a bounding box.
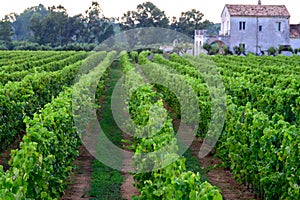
[130,51,138,63]
[240,46,245,55]
[202,43,211,52]
[0,44,8,50]
[233,45,246,55]
[294,48,300,54]
[233,46,240,55]
[223,45,230,55]
[278,45,293,54]
[209,44,219,55]
[267,46,277,56]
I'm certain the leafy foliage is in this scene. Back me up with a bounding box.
[171,9,213,38]
[0,51,88,150]
[120,51,222,199]
[0,88,80,199]
[0,18,14,45]
[0,51,116,199]
[121,2,169,29]
[176,53,300,199]
[2,1,219,50]
[267,46,277,56]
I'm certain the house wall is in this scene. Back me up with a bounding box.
[227,16,290,54]
[290,38,300,49]
[220,7,231,36]
[195,7,294,56]
[194,31,204,56]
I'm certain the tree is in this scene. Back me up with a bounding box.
[27,1,118,46]
[30,12,43,43]
[47,5,69,46]
[121,10,138,30]
[202,43,211,52]
[65,14,86,43]
[31,5,69,46]
[136,2,169,28]
[84,1,116,44]
[30,5,84,46]
[0,17,14,45]
[206,23,221,35]
[121,2,169,29]
[12,4,48,41]
[171,9,213,38]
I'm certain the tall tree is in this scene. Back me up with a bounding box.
[121,11,138,30]
[172,9,213,38]
[48,5,69,46]
[0,17,14,45]
[136,2,169,28]
[30,5,69,46]
[13,4,48,41]
[30,12,43,43]
[84,1,116,43]
[121,2,169,29]
[65,14,86,43]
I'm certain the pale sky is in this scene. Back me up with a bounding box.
[0,0,300,24]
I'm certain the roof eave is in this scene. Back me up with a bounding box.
[221,5,229,17]
[230,15,290,18]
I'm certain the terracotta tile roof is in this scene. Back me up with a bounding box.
[225,4,290,17]
[290,24,300,38]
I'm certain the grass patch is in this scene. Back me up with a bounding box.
[89,60,124,200]
[183,149,208,182]
[90,161,123,199]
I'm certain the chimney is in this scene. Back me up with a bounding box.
[258,0,261,5]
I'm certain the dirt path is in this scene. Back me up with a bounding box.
[190,137,256,200]
[60,145,93,200]
[60,93,106,200]
[0,133,24,171]
[135,63,255,199]
[120,133,139,200]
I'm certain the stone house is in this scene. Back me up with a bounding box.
[290,24,300,49]
[194,1,300,55]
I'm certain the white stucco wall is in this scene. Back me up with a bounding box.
[290,38,300,49]
[194,34,203,56]
[194,30,207,55]
[228,16,290,54]
[220,7,231,36]
[195,7,294,56]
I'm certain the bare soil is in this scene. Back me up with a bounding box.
[120,123,140,200]
[190,137,256,200]
[60,93,107,200]
[171,116,256,200]
[60,145,93,200]
[0,133,24,171]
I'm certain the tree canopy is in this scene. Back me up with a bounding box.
[121,2,169,29]
[0,18,14,45]
[171,9,213,38]
[0,1,219,49]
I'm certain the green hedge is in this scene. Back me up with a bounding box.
[0,51,115,199]
[0,88,79,199]
[120,51,222,200]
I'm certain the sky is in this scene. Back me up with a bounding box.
[0,0,300,24]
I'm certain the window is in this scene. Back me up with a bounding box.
[239,21,246,30]
[259,25,262,31]
[276,22,281,31]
